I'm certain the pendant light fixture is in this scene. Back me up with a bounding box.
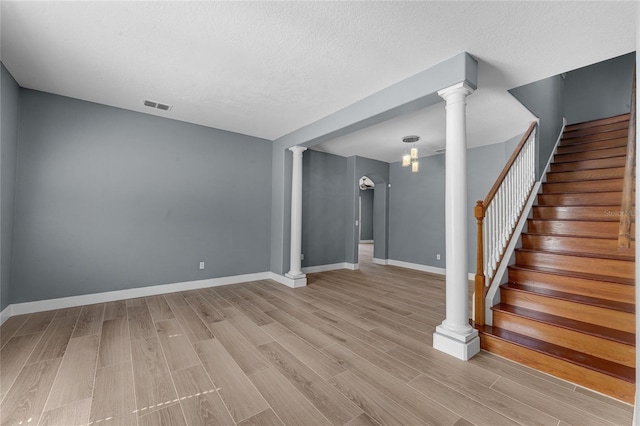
[401,135,420,172]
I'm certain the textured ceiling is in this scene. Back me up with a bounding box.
[1,1,637,162]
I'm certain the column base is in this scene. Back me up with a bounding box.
[282,272,307,288]
[432,323,480,361]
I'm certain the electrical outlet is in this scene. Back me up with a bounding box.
[436,254,441,260]
[300,254,304,260]
[199,261,205,270]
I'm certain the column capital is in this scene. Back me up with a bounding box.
[288,146,307,155]
[438,81,475,101]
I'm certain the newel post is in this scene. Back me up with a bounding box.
[474,200,485,326]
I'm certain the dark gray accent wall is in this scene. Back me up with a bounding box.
[359,188,374,241]
[510,75,565,179]
[388,133,524,274]
[11,89,272,304]
[1,64,20,311]
[564,52,635,125]
[301,150,347,267]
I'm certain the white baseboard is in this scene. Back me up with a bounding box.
[386,259,475,281]
[6,271,272,317]
[372,258,389,265]
[0,304,13,325]
[302,262,358,274]
[359,240,374,244]
[387,259,445,275]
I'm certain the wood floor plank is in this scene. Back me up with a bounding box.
[98,317,130,367]
[312,310,398,352]
[146,295,176,322]
[372,325,434,354]
[224,293,275,326]
[131,336,178,415]
[1,315,30,348]
[138,403,186,426]
[329,370,424,426]
[171,364,235,426]
[72,303,105,338]
[322,329,420,383]
[127,304,156,341]
[0,358,62,426]
[14,311,56,337]
[386,345,499,388]
[26,316,76,364]
[103,300,127,320]
[323,343,460,425]
[155,319,200,372]
[262,323,345,380]
[185,294,224,324]
[207,320,269,376]
[170,304,214,344]
[265,309,335,349]
[90,362,137,426]
[38,397,91,426]
[45,334,99,410]
[407,374,517,426]
[490,376,619,426]
[220,306,274,347]
[344,413,381,426]
[391,347,558,426]
[237,408,284,426]
[0,333,43,395]
[197,288,232,310]
[249,367,332,426]
[53,307,82,320]
[257,341,362,425]
[194,338,269,423]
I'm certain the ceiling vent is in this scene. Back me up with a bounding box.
[143,99,173,112]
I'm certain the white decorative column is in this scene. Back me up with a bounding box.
[285,146,307,287]
[433,82,480,360]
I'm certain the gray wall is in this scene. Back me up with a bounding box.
[389,155,446,268]
[359,188,374,241]
[388,133,524,274]
[11,89,272,304]
[510,75,565,179]
[564,52,635,125]
[301,150,347,267]
[1,64,20,311]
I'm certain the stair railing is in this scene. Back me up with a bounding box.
[618,67,636,250]
[474,122,537,326]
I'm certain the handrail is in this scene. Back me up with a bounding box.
[618,67,636,249]
[474,121,537,326]
[484,123,537,206]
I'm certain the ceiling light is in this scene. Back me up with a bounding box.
[401,135,420,173]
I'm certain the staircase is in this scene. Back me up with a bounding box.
[478,113,636,404]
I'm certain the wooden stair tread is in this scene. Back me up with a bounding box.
[516,247,634,262]
[492,303,635,346]
[477,325,635,383]
[502,283,635,314]
[508,264,635,286]
[563,113,630,132]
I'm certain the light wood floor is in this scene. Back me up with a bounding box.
[0,244,633,426]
